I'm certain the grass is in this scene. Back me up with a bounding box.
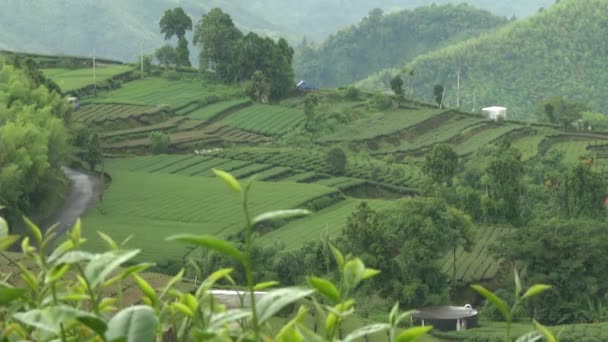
[73,103,160,123]
[43,65,133,92]
[83,166,337,263]
[187,98,251,121]
[319,108,445,142]
[87,76,242,108]
[256,198,394,249]
[220,104,306,136]
[453,123,522,155]
[547,140,594,164]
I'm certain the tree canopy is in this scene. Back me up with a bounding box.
[294,4,508,87]
[159,7,193,40]
[0,63,70,225]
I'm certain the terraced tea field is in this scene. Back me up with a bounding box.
[256,198,394,249]
[103,125,271,151]
[87,77,242,109]
[83,166,338,263]
[220,104,306,136]
[187,98,251,121]
[43,64,132,91]
[73,104,164,124]
[440,225,511,283]
[452,123,522,155]
[319,108,445,142]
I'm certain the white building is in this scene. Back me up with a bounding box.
[481,106,507,121]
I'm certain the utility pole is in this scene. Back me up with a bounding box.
[99,156,104,202]
[456,67,461,108]
[440,87,446,109]
[93,49,97,96]
[472,89,477,113]
[140,45,144,79]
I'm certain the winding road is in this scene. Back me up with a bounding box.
[46,167,100,238]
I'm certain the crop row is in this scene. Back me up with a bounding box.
[453,124,522,156]
[319,108,444,142]
[393,117,482,153]
[220,104,306,136]
[215,148,420,188]
[440,225,510,283]
[256,198,394,249]
[82,168,336,263]
[42,65,132,92]
[74,104,159,123]
[101,116,185,138]
[187,98,251,121]
[103,126,271,150]
[90,77,242,108]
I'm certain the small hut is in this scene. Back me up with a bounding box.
[482,106,507,121]
[412,304,478,331]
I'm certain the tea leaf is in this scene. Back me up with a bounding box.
[522,285,552,300]
[256,287,315,324]
[0,282,26,305]
[253,209,310,224]
[328,243,344,269]
[213,169,241,192]
[85,249,141,288]
[167,234,244,263]
[254,281,280,291]
[307,277,340,303]
[396,326,433,342]
[471,285,510,321]
[533,320,557,342]
[343,323,390,342]
[105,305,158,342]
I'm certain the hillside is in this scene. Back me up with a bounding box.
[356,0,608,120]
[294,4,509,87]
[37,63,608,287]
[0,0,552,64]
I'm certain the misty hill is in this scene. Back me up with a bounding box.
[1,0,552,64]
[294,4,509,87]
[356,0,608,119]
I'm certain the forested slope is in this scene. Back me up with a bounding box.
[0,0,552,64]
[356,0,608,119]
[294,4,509,87]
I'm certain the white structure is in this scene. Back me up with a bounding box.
[482,106,507,121]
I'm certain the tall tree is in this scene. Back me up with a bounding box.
[154,44,177,67]
[496,218,608,324]
[423,144,459,187]
[193,8,243,80]
[558,162,606,219]
[159,7,193,40]
[0,64,70,226]
[175,37,191,67]
[160,8,193,68]
[245,70,270,104]
[485,144,524,223]
[390,75,404,96]
[433,84,444,107]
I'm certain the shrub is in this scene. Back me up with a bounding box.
[373,94,392,111]
[343,86,360,100]
[161,69,181,81]
[326,147,347,174]
[149,131,171,154]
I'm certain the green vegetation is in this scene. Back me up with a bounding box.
[87,76,241,108]
[220,104,306,135]
[295,4,508,87]
[42,65,132,92]
[358,0,608,119]
[82,163,337,263]
[0,63,70,226]
[187,98,251,121]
